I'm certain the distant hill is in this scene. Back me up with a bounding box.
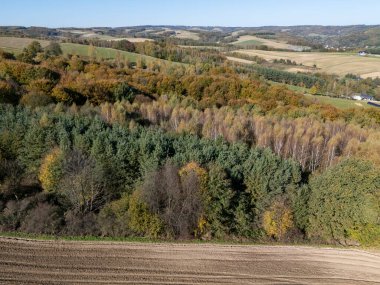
[1,25,379,49]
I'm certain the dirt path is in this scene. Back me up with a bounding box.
[0,237,379,284]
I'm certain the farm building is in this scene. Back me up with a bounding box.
[352,94,374,101]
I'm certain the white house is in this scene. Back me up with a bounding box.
[352,94,374,101]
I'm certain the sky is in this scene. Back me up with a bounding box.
[0,0,379,28]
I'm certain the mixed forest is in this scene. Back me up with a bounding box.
[0,39,379,246]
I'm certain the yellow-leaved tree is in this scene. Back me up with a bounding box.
[263,198,294,240]
[38,148,63,192]
[179,162,209,238]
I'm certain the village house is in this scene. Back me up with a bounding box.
[352,93,374,101]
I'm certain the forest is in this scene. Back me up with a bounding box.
[0,41,379,246]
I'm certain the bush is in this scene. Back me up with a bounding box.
[63,210,100,236]
[98,195,131,237]
[20,202,62,234]
[20,92,53,108]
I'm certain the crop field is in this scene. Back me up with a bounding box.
[234,49,380,77]
[1,237,380,284]
[232,35,308,51]
[0,36,50,53]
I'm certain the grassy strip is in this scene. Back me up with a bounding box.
[0,231,368,249]
[2,232,380,252]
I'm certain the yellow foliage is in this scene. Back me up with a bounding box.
[127,191,163,238]
[39,113,51,127]
[51,86,72,103]
[179,162,210,237]
[38,148,63,192]
[263,199,294,240]
[179,161,208,192]
[310,85,318,95]
[194,215,208,238]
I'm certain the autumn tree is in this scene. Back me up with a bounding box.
[59,149,106,213]
[39,148,63,192]
[262,197,294,240]
[307,159,380,245]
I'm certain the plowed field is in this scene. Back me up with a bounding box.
[1,237,379,284]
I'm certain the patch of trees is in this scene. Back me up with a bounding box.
[0,104,378,245]
[234,64,325,88]
[133,41,226,65]
[367,48,380,55]
[273,58,299,66]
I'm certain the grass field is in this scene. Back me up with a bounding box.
[232,35,308,51]
[233,38,263,47]
[270,81,376,109]
[305,94,376,109]
[235,49,380,77]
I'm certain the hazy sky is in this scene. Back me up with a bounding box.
[1,0,379,27]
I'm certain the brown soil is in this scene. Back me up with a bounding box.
[0,237,379,284]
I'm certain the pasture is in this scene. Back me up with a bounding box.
[232,35,308,51]
[305,94,374,109]
[234,49,380,77]
[270,81,375,109]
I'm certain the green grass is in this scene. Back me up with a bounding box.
[234,39,263,47]
[269,81,376,109]
[305,94,374,109]
[269,81,310,93]
[2,231,379,250]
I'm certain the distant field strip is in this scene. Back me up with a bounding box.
[1,237,380,284]
[234,49,380,77]
[0,37,50,53]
